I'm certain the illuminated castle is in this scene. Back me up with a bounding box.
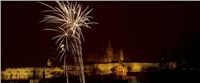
[85,41,161,76]
[2,41,163,80]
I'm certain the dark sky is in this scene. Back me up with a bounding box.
[2,1,200,67]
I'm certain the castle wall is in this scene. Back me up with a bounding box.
[1,62,160,80]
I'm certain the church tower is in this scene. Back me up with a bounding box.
[47,58,52,67]
[104,40,113,62]
[119,49,124,62]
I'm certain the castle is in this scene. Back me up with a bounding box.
[1,41,163,80]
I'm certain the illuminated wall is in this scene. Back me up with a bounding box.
[1,62,159,80]
[126,63,160,72]
[94,62,159,75]
[2,67,63,80]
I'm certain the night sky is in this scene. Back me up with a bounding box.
[2,1,200,68]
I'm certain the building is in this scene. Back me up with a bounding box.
[1,41,161,80]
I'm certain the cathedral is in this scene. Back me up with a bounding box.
[100,41,124,63]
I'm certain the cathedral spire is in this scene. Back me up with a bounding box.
[104,39,113,62]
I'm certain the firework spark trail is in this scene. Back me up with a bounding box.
[40,1,97,83]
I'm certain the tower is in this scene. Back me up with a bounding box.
[119,49,124,62]
[105,40,113,62]
[47,59,52,67]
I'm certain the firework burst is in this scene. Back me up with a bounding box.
[40,1,97,83]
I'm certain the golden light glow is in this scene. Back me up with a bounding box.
[115,64,128,76]
[2,63,159,80]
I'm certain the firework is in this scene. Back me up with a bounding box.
[40,1,97,83]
